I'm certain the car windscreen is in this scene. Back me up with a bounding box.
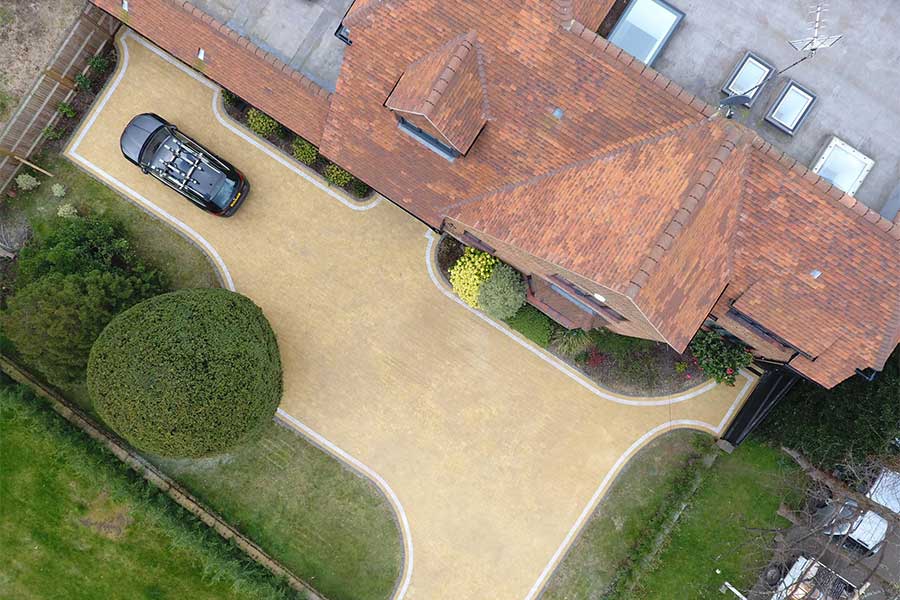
[209,177,238,209]
[139,127,171,165]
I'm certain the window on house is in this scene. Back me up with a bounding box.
[812,136,875,196]
[608,0,685,66]
[727,308,806,358]
[702,318,751,349]
[765,80,816,135]
[549,276,627,322]
[462,231,495,254]
[397,118,460,162]
[721,51,774,106]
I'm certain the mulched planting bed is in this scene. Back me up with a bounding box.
[40,46,118,156]
[221,97,374,201]
[436,235,708,397]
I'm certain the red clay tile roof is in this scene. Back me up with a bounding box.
[733,278,843,358]
[629,126,746,351]
[385,31,489,154]
[91,0,332,145]
[445,118,741,350]
[96,0,899,388]
[325,0,898,387]
[322,0,708,226]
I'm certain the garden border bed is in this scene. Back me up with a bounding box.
[221,94,375,202]
[435,233,711,397]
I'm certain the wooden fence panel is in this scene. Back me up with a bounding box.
[0,3,120,192]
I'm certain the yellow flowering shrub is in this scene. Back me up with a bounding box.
[449,247,498,308]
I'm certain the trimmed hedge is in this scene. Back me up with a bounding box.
[291,137,319,166]
[88,289,283,458]
[505,304,554,348]
[323,163,353,187]
[246,108,282,138]
[478,263,526,320]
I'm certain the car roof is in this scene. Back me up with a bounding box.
[120,113,167,164]
[850,510,888,550]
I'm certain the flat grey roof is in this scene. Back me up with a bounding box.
[648,0,900,213]
[188,0,354,92]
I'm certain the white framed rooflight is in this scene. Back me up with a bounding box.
[721,51,774,106]
[812,136,875,196]
[608,0,685,66]
[765,80,816,135]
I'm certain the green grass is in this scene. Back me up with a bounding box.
[152,421,402,600]
[8,155,219,291]
[0,380,300,600]
[636,440,804,599]
[4,155,220,413]
[543,430,710,600]
[2,154,403,600]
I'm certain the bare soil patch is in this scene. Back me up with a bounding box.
[0,0,84,127]
[78,491,133,539]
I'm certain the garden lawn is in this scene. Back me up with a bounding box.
[153,421,402,600]
[2,154,403,600]
[636,440,804,599]
[3,154,220,413]
[9,154,219,291]
[543,429,710,600]
[0,381,298,600]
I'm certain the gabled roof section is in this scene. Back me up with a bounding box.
[718,140,900,386]
[734,278,843,357]
[385,31,489,154]
[629,125,746,351]
[445,118,730,296]
[321,0,709,226]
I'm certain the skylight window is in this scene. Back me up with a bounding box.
[765,80,816,135]
[812,136,875,196]
[608,0,684,66]
[721,51,774,106]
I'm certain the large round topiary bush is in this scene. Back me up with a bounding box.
[87,288,283,458]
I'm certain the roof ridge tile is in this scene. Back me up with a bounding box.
[626,121,744,299]
[441,116,708,216]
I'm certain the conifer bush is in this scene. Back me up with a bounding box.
[246,108,282,137]
[477,262,526,320]
[291,137,319,166]
[88,289,283,458]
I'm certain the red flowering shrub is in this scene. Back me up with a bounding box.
[689,330,752,386]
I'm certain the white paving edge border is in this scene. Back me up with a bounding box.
[66,29,412,600]
[423,230,758,598]
[63,27,759,600]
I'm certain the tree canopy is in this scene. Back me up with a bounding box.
[1,216,164,385]
[88,289,283,458]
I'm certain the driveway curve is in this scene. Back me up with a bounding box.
[67,30,757,600]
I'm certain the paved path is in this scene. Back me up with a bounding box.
[67,30,757,600]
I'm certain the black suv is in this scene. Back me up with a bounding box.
[120,113,249,216]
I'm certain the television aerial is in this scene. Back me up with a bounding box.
[717,1,843,119]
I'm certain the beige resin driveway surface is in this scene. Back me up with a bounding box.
[68,31,757,600]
